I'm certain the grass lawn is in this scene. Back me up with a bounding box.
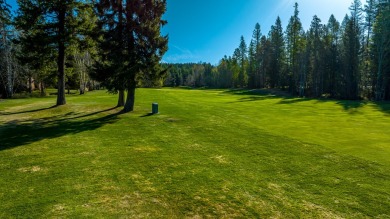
[0,88,389,218]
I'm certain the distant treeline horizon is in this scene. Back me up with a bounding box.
[163,0,390,100]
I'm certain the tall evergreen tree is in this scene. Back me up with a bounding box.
[0,0,13,98]
[124,0,168,112]
[94,0,128,107]
[364,0,377,48]
[236,36,248,87]
[372,0,390,100]
[217,56,233,88]
[231,48,241,88]
[307,15,324,97]
[339,0,363,99]
[259,35,271,88]
[247,40,256,88]
[268,16,285,89]
[16,0,95,105]
[324,14,341,97]
[248,23,261,88]
[362,0,378,97]
[286,2,305,95]
[95,0,168,112]
[340,16,359,99]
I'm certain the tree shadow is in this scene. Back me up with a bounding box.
[223,89,283,103]
[0,107,121,151]
[235,96,278,103]
[278,97,369,113]
[335,100,368,112]
[0,105,57,115]
[372,101,390,115]
[222,89,283,96]
[222,89,390,115]
[140,113,155,117]
[277,98,313,104]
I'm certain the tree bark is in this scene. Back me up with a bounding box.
[124,84,136,113]
[117,89,125,107]
[375,51,383,100]
[40,81,46,96]
[1,24,13,98]
[6,47,12,98]
[28,76,33,94]
[56,8,66,106]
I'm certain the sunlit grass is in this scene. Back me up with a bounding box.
[0,88,389,217]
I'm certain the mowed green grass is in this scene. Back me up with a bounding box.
[0,88,389,218]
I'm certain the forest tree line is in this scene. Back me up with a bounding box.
[0,0,167,112]
[1,0,389,105]
[164,0,390,100]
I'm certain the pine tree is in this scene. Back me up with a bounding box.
[15,0,95,105]
[247,40,256,88]
[235,36,248,87]
[362,0,378,98]
[286,2,305,95]
[94,0,127,107]
[217,56,234,88]
[307,15,324,97]
[0,0,10,28]
[0,0,13,98]
[124,0,168,112]
[372,0,390,100]
[248,23,261,88]
[259,35,271,88]
[324,14,341,97]
[232,48,241,88]
[248,23,262,88]
[340,15,360,99]
[297,31,308,97]
[340,0,363,99]
[268,16,285,89]
[95,0,168,112]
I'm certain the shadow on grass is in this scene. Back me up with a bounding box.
[222,89,291,97]
[372,101,390,115]
[140,113,155,117]
[278,98,312,104]
[0,107,121,151]
[223,89,282,103]
[0,105,57,115]
[235,96,278,102]
[335,100,368,111]
[224,88,390,115]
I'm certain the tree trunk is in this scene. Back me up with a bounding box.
[56,9,66,106]
[28,76,33,94]
[80,81,86,95]
[40,81,46,96]
[375,56,383,101]
[79,73,84,95]
[6,49,12,98]
[124,85,136,113]
[2,24,13,98]
[117,89,125,107]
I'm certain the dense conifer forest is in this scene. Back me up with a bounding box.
[0,0,389,102]
[164,1,390,100]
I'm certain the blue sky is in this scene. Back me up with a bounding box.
[5,0,353,65]
[162,0,353,64]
